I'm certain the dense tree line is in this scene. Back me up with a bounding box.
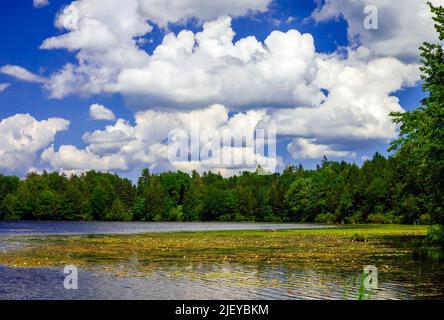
[0,153,437,224]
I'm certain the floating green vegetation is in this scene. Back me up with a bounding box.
[0,225,427,275]
[351,233,367,242]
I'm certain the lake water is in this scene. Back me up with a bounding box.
[0,221,443,300]
[1,259,443,300]
[0,221,330,236]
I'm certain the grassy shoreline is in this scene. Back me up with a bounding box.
[0,224,428,273]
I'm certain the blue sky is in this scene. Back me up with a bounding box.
[0,0,435,179]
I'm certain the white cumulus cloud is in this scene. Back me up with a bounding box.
[41,15,325,109]
[36,5,423,116]
[89,103,116,121]
[37,0,270,99]
[115,17,324,109]
[0,114,69,174]
[0,83,9,92]
[41,145,128,172]
[41,104,279,175]
[264,56,420,144]
[33,0,49,8]
[0,65,47,83]
[312,0,443,62]
[287,138,356,159]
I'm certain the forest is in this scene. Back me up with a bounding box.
[0,152,439,224]
[0,4,442,228]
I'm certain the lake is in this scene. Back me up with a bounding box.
[0,221,443,300]
[0,221,330,236]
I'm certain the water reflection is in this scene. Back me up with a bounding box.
[1,258,443,300]
[0,221,331,236]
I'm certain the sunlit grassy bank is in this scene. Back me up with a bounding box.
[0,225,428,274]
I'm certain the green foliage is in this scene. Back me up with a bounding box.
[201,186,235,221]
[62,182,91,220]
[105,198,132,221]
[389,3,444,224]
[90,185,107,220]
[167,206,184,222]
[182,170,204,221]
[357,273,373,300]
[427,224,444,247]
[367,212,400,224]
[418,214,432,225]
[344,212,364,224]
[351,233,366,242]
[2,194,21,220]
[314,213,336,224]
[140,175,172,221]
[0,152,436,223]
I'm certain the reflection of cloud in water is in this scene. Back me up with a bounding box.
[0,236,35,253]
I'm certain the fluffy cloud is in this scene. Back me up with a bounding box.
[0,65,47,83]
[41,52,419,174]
[89,103,116,121]
[312,0,443,62]
[37,0,270,100]
[0,114,69,174]
[41,145,128,172]
[46,0,270,35]
[116,17,324,109]
[137,0,270,27]
[0,83,9,92]
[41,104,279,175]
[40,53,421,173]
[38,5,423,114]
[264,56,420,143]
[82,119,135,154]
[287,138,356,159]
[42,15,324,109]
[33,0,49,8]
[9,0,423,117]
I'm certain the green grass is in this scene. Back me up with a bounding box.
[0,224,427,275]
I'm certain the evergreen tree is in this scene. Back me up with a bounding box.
[105,198,132,221]
[90,185,107,220]
[142,176,171,221]
[183,171,204,221]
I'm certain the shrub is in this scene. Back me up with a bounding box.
[314,213,336,224]
[385,211,402,224]
[104,199,132,221]
[344,212,363,224]
[234,213,251,222]
[367,213,394,224]
[218,214,233,222]
[168,206,184,221]
[427,224,444,247]
[417,214,431,225]
[351,233,366,242]
[264,214,282,223]
[367,213,385,224]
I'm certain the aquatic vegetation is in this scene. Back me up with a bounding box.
[0,225,427,274]
[351,233,366,242]
[2,224,442,299]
